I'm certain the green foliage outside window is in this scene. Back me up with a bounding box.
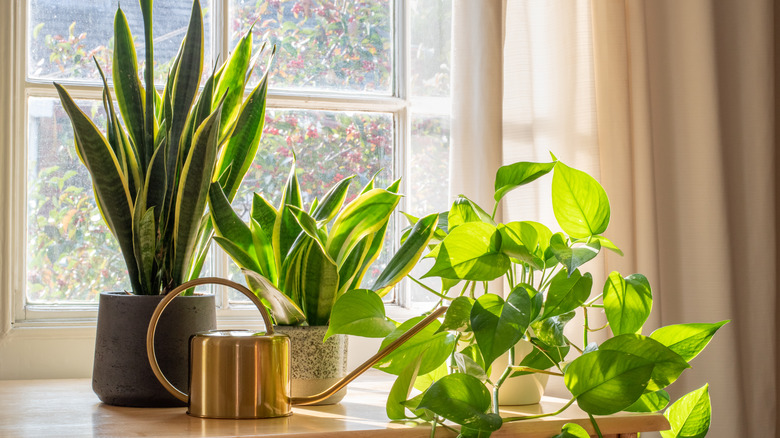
[26,0,449,302]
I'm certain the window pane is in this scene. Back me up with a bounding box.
[230,0,392,94]
[408,114,449,216]
[410,0,451,98]
[235,109,394,208]
[407,113,449,303]
[27,97,130,303]
[227,109,394,303]
[28,0,212,83]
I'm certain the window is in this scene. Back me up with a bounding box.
[12,0,451,333]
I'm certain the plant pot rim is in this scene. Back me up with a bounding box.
[99,291,214,298]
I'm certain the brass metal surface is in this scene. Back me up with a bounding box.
[188,330,291,419]
[146,277,286,418]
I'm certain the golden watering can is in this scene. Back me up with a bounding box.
[146,277,446,419]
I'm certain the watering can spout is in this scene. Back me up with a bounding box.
[291,306,448,406]
[147,277,448,419]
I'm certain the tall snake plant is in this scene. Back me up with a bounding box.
[54,0,274,294]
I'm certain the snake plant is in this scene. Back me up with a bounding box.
[54,0,274,294]
[208,161,438,326]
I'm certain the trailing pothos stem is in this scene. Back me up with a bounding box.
[506,366,564,377]
[438,422,459,434]
[588,322,610,332]
[502,397,576,423]
[459,280,471,297]
[588,414,604,438]
[458,332,474,343]
[408,276,455,300]
[583,306,589,347]
[566,337,584,354]
[492,345,516,414]
[538,266,561,291]
[530,337,566,373]
[584,293,603,307]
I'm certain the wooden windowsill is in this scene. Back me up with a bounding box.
[0,371,668,437]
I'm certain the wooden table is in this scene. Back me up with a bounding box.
[0,372,668,437]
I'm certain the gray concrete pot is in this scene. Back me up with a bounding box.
[92,292,216,407]
[274,325,348,405]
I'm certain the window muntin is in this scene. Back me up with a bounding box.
[406,0,451,306]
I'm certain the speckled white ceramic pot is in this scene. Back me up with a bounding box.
[273,325,348,405]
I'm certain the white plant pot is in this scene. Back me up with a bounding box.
[274,325,348,405]
[488,340,549,406]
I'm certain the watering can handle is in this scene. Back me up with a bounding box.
[291,305,448,406]
[146,277,276,403]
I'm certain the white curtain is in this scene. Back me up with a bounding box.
[451,0,777,436]
[450,0,600,222]
[449,1,505,215]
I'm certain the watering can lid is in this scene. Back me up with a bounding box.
[194,329,289,338]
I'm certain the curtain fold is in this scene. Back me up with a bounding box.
[592,1,776,436]
[451,0,600,247]
[449,0,505,214]
[502,0,601,227]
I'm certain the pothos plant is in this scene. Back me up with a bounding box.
[208,159,438,328]
[326,156,728,438]
[54,0,274,295]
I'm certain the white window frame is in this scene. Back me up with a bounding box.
[0,0,447,378]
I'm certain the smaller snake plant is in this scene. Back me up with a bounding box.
[208,160,438,327]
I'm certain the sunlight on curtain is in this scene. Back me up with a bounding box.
[450,0,603,281]
[501,0,599,228]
